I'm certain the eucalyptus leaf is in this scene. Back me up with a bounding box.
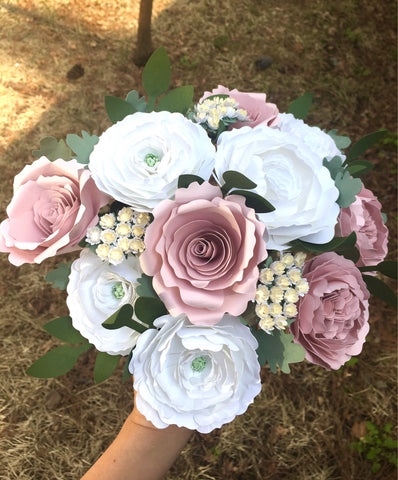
[335,171,362,208]
[157,85,194,114]
[346,160,374,178]
[362,275,397,308]
[32,136,72,161]
[134,297,168,326]
[290,232,357,254]
[359,260,397,279]
[104,96,137,123]
[229,189,275,213]
[287,92,313,120]
[345,130,387,164]
[125,90,147,112]
[250,328,306,373]
[142,47,171,98]
[102,304,135,330]
[136,274,158,298]
[323,156,344,180]
[177,174,205,189]
[94,351,120,383]
[43,316,86,344]
[26,343,92,378]
[66,131,99,165]
[45,262,72,290]
[327,129,351,149]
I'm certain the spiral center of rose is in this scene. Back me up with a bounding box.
[144,153,160,167]
[112,282,125,299]
[191,356,207,372]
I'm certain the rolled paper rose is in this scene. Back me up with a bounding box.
[337,186,388,269]
[214,124,340,251]
[67,249,143,356]
[202,85,279,129]
[129,314,262,433]
[88,111,215,212]
[290,252,370,370]
[0,157,109,266]
[140,181,267,325]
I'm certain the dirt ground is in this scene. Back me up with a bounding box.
[0,0,396,479]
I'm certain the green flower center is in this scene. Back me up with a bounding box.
[191,356,207,372]
[112,282,125,299]
[144,153,160,167]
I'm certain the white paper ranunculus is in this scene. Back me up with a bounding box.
[277,113,345,162]
[66,249,142,355]
[214,124,340,251]
[130,314,261,433]
[88,111,215,212]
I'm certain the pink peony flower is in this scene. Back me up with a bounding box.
[202,85,279,129]
[290,252,370,370]
[337,186,388,269]
[0,156,109,266]
[140,182,268,325]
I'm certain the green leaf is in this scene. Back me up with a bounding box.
[136,274,157,298]
[362,275,397,308]
[250,328,306,373]
[335,170,362,208]
[125,90,147,112]
[346,159,374,178]
[94,351,120,383]
[222,170,257,190]
[228,189,275,213]
[32,136,72,161]
[345,130,387,164]
[142,47,171,98]
[359,260,397,279]
[104,96,137,123]
[43,316,86,343]
[323,156,344,180]
[26,343,92,378]
[177,174,205,189]
[66,131,99,165]
[134,297,168,326]
[157,85,194,114]
[287,92,313,120]
[102,304,135,330]
[290,232,357,254]
[328,130,351,149]
[122,350,133,384]
[45,262,72,290]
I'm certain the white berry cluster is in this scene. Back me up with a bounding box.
[192,96,248,132]
[255,252,309,334]
[85,207,150,265]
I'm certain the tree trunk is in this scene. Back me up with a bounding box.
[133,0,154,67]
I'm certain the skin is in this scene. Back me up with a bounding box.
[81,390,193,480]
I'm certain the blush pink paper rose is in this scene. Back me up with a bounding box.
[140,182,268,325]
[290,252,370,370]
[0,156,109,266]
[202,85,279,129]
[338,186,388,269]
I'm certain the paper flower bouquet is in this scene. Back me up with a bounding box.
[1,48,396,433]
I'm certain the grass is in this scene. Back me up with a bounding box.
[0,0,396,479]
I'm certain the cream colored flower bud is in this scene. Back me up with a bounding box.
[283,303,298,318]
[287,267,302,284]
[129,238,146,253]
[86,226,101,245]
[117,207,134,223]
[269,302,283,316]
[108,247,124,265]
[281,253,294,267]
[270,261,285,276]
[259,315,275,332]
[295,278,309,295]
[99,213,116,229]
[96,243,110,259]
[101,229,117,244]
[136,212,151,226]
[116,222,131,237]
[132,226,145,237]
[270,286,284,303]
[118,237,130,252]
[285,288,299,303]
[255,303,270,318]
[275,275,291,290]
[294,252,307,268]
[259,268,274,284]
[274,316,288,329]
[255,285,269,303]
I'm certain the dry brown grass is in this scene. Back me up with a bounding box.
[0,0,396,479]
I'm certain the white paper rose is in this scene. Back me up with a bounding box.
[130,314,261,433]
[66,249,142,355]
[88,111,215,212]
[214,125,340,250]
[277,113,345,162]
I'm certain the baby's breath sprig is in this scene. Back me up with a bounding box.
[85,206,151,265]
[255,252,309,334]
